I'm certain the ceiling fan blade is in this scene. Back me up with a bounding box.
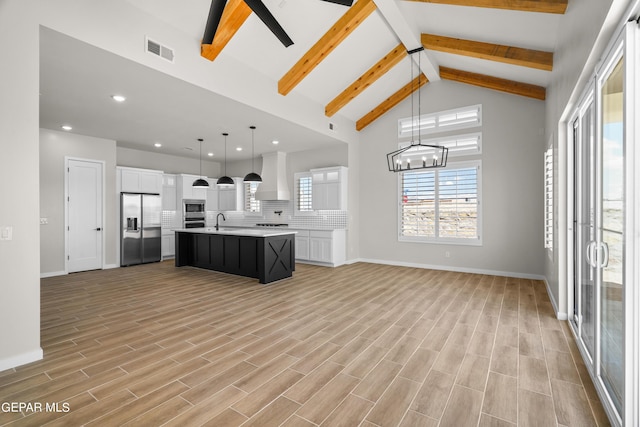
[319,0,354,6]
[243,0,294,47]
[203,0,227,45]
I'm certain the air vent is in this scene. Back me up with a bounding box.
[145,37,174,63]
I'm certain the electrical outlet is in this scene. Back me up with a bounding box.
[0,226,13,241]
[40,218,48,225]
[445,251,450,258]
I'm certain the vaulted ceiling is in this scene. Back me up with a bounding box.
[40,0,567,161]
[168,0,565,129]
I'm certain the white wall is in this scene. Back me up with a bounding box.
[544,0,630,317]
[358,80,546,277]
[35,0,358,147]
[0,1,42,370]
[117,146,220,177]
[40,129,118,275]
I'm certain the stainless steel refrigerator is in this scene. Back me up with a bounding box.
[120,192,162,266]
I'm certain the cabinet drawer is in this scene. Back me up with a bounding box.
[310,230,332,239]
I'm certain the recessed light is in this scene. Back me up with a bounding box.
[154,143,162,148]
[111,94,126,102]
[272,140,279,145]
[208,152,214,157]
[236,147,243,151]
[61,125,72,131]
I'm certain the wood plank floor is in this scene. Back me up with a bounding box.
[0,261,610,426]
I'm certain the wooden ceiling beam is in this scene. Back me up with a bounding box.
[201,0,252,62]
[404,0,567,14]
[278,0,377,96]
[326,43,407,117]
[422,34,553,71]
[439,66,546,100]
[356,74,428,131]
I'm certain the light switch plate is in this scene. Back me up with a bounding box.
[40,218,48,225]
[0,226,13,241]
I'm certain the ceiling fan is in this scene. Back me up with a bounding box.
[203,0,354,48]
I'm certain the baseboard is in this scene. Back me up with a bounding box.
[40,271,67,278]
[356,258,546,281]
[0,348,43,372]
[103,264,119,270]
[543,277,568,320]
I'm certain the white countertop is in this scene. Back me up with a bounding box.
[174,227,297,237]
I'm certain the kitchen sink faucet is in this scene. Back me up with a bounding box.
[215,213,226,231]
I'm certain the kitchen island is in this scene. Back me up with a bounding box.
[174,228,296,284]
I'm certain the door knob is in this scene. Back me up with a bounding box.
[95,227,102,231]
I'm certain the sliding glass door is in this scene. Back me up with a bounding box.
[570,19,639,425]
[599,51,625,415]
[573,95,596,362]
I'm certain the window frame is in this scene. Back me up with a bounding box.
[294,172,315,216]
[244,181,262,216]
[398,104,482,139]
[544,146,553,251]
[397,159,482,246]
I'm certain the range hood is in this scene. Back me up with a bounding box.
[255,151,290,201]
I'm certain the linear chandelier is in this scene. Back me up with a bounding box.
[387,47,448,172]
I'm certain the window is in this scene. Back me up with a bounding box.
[294,172,314,215]
[544,148,553,250]
[398,104,481,138]
[244,182,261,214]
[399,161,481,244]
[397,133,481,158]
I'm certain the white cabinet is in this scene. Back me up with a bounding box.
[311,166,347,211]
[178,174,207,201]
[292,230,310,260]
[295,229,346,267]
[218,177,244,212]
[118,167,163,194]
[206,178,219,212]
[162,234,175,258]
[162,174,177,211]
[310,231,333,263]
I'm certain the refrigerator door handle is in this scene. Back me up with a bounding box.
[127,217,139,232]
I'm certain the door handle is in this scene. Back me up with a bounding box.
[598,242,609,268]
[95,228,102,231]
[585,241,597,268]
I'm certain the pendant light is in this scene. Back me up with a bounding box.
[217,132,234,187]
[192,138,209,188]
[244,125,262,183]
[386,47,448,172]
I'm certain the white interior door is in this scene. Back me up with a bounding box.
[67,158,103,273]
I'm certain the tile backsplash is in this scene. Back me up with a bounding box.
[163,200,347,230]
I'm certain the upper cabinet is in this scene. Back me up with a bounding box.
[162,174,177,211]
[177,174,207,201]
[218,177,244,212]
[206,178,219,212]
[311,166,348,211]
[118,166,163,194]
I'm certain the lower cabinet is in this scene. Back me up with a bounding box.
[292,230,310,260]
[309,231,333,263]
[161,234,175,259]
[294,229,346,267]
[191,233,259,277]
